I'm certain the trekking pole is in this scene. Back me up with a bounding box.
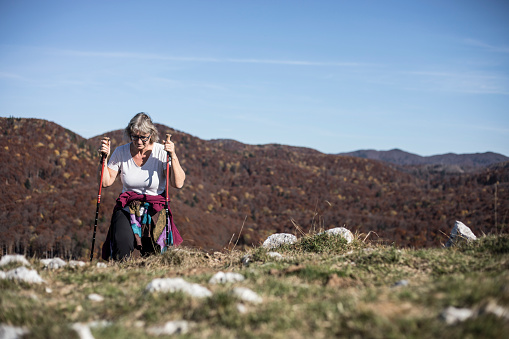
[165,134,174,249]
[90,137,109,261]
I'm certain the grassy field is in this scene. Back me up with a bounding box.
[1,233,508,339]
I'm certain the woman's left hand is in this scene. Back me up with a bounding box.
[162,135,175,155]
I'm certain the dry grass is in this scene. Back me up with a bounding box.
[1,234,509,338]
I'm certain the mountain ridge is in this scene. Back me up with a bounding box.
[339,148,508,171]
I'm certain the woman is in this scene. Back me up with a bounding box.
[99,112,185,260]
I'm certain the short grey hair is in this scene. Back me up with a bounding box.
[124,112,159,143]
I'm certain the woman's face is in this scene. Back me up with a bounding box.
[131,132,151,150]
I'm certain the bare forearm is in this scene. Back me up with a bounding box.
[99,137,116,187]
[170,154,186,188]
[102,166,117,187]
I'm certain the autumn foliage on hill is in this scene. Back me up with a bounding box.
[1,117,508,259]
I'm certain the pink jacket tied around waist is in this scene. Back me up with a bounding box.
[101,191,182,260]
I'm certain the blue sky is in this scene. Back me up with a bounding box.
[1,0,508,156]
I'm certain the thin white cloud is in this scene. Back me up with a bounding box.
[463,39,509,54]
[401,70,509,95]
[50,48,368,67]
[4,46,507,95]
[466,124,509,134]
[56,49,219,62]
[147,77,228,91]
[0,72,28,81]
[225,58,362,67]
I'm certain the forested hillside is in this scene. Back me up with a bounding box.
[1,117,508,259]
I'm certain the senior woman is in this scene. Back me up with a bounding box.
[99,112,185,261]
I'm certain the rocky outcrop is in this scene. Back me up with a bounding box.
[232,287,263,304]
[2,266,45,284]
[145,277,212,298]
[320,227,354,243]
[0,254,30,267]
[209,271,245,284]
[445,221,477,247]
[262,233,297,249]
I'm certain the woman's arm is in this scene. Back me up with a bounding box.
[99,137,119,187]
[162,136,186,189]
[169,153,186,188]
[102,167,119,187]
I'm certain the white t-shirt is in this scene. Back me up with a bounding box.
[108,142,170,196]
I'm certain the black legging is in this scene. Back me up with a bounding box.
[110,209,156,261]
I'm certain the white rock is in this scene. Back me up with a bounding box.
[5,267,45,284]
[145,278,212,298]
[96,262,107,268]
[0,324,29,339]
[440,306,474,325]
[41,258,67,269]
[69,260,86,267]
[236,303,248,314]
[232,287,262,304]
[445,221,477,247]
[0,254,30,267]
[321,227,354,243]
[209,271,245,284]
[0,271,5,279]
[88,293,104,302]
[262,233,297,249]
[71,323,95,339]
[45,287,53,294]
[267,252,283,259]
[147,320,190,336]
[479,300,509,320]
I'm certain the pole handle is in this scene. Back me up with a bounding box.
[101,136,110,158]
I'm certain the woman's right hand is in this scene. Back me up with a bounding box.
[100,137,110,156]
